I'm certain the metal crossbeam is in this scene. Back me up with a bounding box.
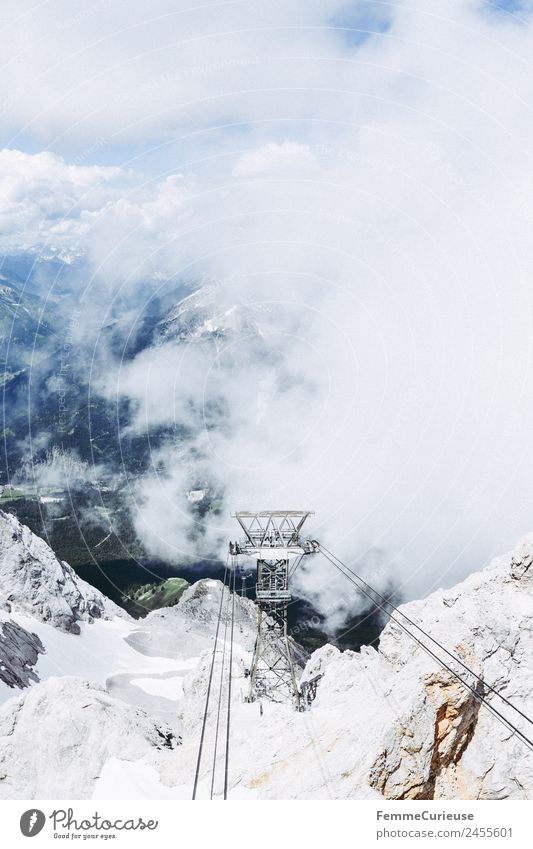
[232,511,317,556]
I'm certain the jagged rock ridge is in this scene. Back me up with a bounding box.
[0,616,44,688]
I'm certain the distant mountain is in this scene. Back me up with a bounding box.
[155,281,269,346]
[0,269,58,376]
[124,577,189,615]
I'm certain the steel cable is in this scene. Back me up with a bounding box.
[209,580,232,799]
[321,549,533,754]
[223,557,237,799]
[321,543,533,731]
[192,555,229,800]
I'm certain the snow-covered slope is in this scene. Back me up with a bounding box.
[0,509,532,800]
[0,677,179,799]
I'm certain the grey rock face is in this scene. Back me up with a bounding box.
[0,509,127,633]
[0,619,44,688]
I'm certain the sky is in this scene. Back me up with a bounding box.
[3,0,533,615]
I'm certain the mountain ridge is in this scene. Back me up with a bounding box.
[0,512,532,799]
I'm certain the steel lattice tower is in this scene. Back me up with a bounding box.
[230,511,318,708]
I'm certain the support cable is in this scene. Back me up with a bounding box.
[192,555,229,800]
[289,554,304,578]
[223,557,237,800]
[321,549,533,754]
[209,580,232,799]
[321,544,533,731]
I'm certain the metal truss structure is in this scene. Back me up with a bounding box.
[230,511,319,708]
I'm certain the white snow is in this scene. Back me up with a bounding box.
[92,757,188,800]
[134,675,185,701]
[0,676,180,799]
[1,613,165,695]
[159,537,533,800]
[92,757,258,800]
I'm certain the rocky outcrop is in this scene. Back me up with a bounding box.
[368,669,483,799]
[177,578,257,629]
[0,616,44,688]
[0,677,180,798]
[0,510,127,633]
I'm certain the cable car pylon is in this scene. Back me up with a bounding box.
[230,510,319,709]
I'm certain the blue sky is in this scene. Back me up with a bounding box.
[1,1,529,170]
[328,3,392,47]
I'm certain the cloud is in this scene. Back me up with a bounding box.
[0,148,124,253]
[233,142,318,176]
[16,445,105,491]
[5,0,533,626]
[0,1,383,150]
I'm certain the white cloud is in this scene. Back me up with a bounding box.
[0,0,374,148]
[0,148,124,252]
[5,0,533,621]
[233,142,318,176]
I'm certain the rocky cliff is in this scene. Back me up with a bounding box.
[0,613,44,689]
[0,509,125,633]
[0,510,532,800]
